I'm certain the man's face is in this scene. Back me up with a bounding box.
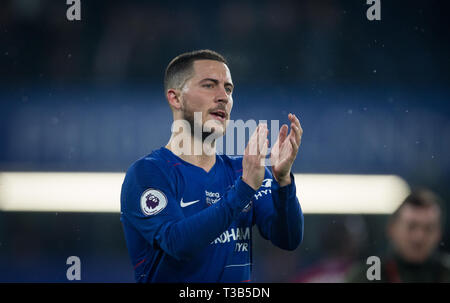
[179,59,234,138]
[388,205,441,264]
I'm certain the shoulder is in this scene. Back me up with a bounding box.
[128,149,165,174]
[432,252,450,282]
[121,150,177,216]
[125,148,174,188]
[437,252,450,270]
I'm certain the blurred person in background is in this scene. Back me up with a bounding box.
[347,189,450,282]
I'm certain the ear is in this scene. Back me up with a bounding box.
[166,88,182,110]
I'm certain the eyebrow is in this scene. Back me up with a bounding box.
[200,78,234,89]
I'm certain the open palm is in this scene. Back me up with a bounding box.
[270,114,303,186]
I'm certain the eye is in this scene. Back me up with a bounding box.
[225,86,233,94]
[203,83,214,88]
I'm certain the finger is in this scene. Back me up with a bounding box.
[289,114,302,132]
[257,124,268,154]
[286,116,301,145]
[262,138,269,155]
[246,125,259,156]
[270,132,280,160]
[260,138,269,166]
[271,123,285,152]
[293,114,301,129]
[286,121,296,143]
[290,135,299,156]
[291,124,302,145]
[278,124,288,147]
[288,113,297,124]
[293,114,303,140]
[249,124,267,156]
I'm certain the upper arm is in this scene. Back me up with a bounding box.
[120,159,184,248]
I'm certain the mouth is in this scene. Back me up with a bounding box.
[209,110,227,122]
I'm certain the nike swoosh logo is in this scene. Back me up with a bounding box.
[180,198,200,208]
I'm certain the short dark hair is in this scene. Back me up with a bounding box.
[164,49,228,93]
[391,188,444,224]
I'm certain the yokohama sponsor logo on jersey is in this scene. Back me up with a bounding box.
[212,227,250,244]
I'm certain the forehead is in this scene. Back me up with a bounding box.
[398,205,440,224]
[191,59,232,82]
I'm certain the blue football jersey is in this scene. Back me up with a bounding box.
[120,147,303,282]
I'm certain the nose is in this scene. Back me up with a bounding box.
[411,227,427,243]
[215,86,229,104]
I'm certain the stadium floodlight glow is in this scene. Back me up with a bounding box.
[0,172,123,213]
[293,174,410,214]
[0,172,410,214]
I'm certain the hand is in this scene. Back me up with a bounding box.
[242,124,269,190]
[270,113,303,186]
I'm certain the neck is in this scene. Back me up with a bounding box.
[166,131,217,172]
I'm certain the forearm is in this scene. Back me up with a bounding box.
[156,178,256,260]
[269,173,304,250]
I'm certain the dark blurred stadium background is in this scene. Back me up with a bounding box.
[0,0,449,282]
